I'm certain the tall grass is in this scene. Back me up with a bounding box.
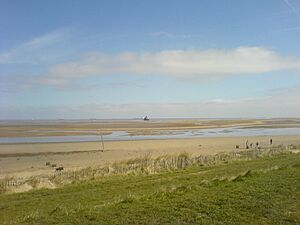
[0,144,297,194]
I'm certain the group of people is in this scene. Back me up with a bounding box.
[245,138,273,149]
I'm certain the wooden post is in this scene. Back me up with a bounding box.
[100,131,105,151]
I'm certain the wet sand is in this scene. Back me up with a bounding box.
[1,119,292,137]
[1,135,299,179]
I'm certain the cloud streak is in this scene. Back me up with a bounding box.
[0,28,72,65]
[283,0,300,18]
[38,47,300,87]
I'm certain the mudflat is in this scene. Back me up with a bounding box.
[2,118,300,137]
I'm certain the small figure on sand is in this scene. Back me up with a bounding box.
[246,140,249,149]
[255,142,260,149]
[250,143,253,148]
[270,138,273,145]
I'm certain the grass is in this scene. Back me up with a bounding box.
[0,149,299,224]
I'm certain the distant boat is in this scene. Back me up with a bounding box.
[143,116,150,121]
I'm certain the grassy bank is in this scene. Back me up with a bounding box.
[0,150,299,224]
[1,144,297,193]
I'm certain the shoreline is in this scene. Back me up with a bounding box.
[1,134,300,153]
[1,130,300,145]
[1,135,300,179]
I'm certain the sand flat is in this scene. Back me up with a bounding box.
[1,135,300,179]
[1,119,300,179]
[0,119,283,137]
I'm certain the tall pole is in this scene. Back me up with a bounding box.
[100,130,105,151]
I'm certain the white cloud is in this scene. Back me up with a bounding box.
[74,94,298,118]
[38,47,300,87]
[0,29,72,64]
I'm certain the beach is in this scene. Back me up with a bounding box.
[1,135,300,179]
[1,118,300,180]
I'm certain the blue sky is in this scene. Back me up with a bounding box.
[1,0,300,119]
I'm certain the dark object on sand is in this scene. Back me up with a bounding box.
[55,166,64,172]
[236,145,239,149]
[270,139,273,145]
[46,162,51,166]
[256,142,261,150]
[143,116,149,121]
[51,164,57,167]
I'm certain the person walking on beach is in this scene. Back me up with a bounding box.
[246,140,249,149]
[270,138,273,145]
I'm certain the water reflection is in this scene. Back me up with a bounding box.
[1,127,300,144]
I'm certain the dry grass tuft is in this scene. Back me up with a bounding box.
[0,144,297,194]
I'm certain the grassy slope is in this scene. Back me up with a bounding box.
[0,153,299,225]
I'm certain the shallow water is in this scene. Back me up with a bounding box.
[1,127,300,144]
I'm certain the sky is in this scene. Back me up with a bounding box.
[1,0,300,119]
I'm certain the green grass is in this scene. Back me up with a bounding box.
[0,153,300,225]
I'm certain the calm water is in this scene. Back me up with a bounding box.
[1,127,300,144]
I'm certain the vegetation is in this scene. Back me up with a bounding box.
[0,148,299,224]
[0,144,292,193]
